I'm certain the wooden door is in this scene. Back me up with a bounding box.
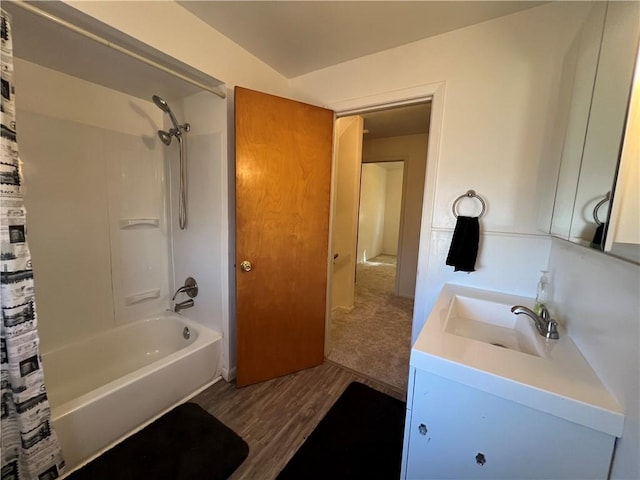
[235,87,334,387]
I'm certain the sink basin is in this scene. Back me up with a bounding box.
[410,284,625,438]
[444,295,544,357]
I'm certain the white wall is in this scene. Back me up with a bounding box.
[294,3,590,234]
[382,165,403,255]
[64,0,293,98]
[357,163,386,262]
[16,59,170,352]
[356,162,404,262]
[292,3,591,337]
[548,239,639,480]
[362,135,427,298]
[331,116,363,310]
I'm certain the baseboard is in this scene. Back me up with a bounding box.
[331,305,355,314]
[222,366,237,382]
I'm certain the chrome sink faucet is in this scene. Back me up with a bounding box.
[511,305,559,340]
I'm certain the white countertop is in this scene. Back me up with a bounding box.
[411,284,624,437]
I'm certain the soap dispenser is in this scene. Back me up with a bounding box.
[534,270,550,315]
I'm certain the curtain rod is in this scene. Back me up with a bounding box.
[10,1,227,100]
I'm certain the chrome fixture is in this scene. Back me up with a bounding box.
[153,95,190,230]
[172,277,198,300]
[452,189,487,218]
[152,95,190,145]
[511,305,559,340]
[174,298,194,313]
[172,277,198,313]
[593,191,611,226]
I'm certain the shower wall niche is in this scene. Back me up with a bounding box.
[15,57,228,356]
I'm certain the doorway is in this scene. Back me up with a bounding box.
[327,102,431,393]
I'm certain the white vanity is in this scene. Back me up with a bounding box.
[400,285,624,479]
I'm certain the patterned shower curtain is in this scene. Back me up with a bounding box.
[1,9,66,480]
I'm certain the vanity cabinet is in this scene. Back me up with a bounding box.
[401,284,624,479]
[402,368,616,479]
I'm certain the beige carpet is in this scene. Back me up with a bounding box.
[327,255,413,393]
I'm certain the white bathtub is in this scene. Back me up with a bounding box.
[41,311,222,471]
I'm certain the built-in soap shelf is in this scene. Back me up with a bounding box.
[124,288,160,306]
[119,218,159,229]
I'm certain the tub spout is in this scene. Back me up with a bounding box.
[174,299,194,313]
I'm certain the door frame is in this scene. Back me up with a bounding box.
[359,157,408,297]
[325,81,445,349]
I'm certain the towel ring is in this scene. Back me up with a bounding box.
[452,190,486,218]
[593,191,611,226]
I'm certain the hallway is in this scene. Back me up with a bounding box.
[327,255,413,392]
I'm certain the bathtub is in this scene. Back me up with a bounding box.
[41,311,222,471]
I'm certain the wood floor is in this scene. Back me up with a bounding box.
[192,361,406,480]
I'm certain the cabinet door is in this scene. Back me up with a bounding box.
[405,370,614,479]
[400,367,417,479]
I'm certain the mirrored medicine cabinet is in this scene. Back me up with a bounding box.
[550,1,640,264]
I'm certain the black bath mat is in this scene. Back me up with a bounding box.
[277,382,406,480]
[67,402,248,480]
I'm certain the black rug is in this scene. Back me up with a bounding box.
[277,382,406,480]
[67,403,249,480]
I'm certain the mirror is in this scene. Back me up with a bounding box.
[606,54,640,263]
[550,1,640,263]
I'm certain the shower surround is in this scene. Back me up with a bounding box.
[13,56,228,470]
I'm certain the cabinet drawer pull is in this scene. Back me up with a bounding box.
[418,424,428,435]
[475,453,486,466]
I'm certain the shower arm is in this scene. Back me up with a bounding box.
[165,109,183,133]
[172,123,191,135]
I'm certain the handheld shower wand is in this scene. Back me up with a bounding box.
[152,95,190,145]
[153,95,190,229]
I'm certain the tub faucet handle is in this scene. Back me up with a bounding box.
[172,277,198,301]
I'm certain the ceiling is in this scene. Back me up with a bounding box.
[177,1,545,78]
[177,1,542,138]
[359,102,431,139]
[6,1,541,139]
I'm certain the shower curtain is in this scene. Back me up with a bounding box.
[1,9,66,480]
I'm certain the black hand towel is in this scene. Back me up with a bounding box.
[446,216,479,272]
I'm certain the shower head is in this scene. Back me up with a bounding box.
[152,95,170,112]
[152,94,181,132]
[158,130,173,146]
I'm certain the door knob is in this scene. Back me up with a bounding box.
[240,260,252,272]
